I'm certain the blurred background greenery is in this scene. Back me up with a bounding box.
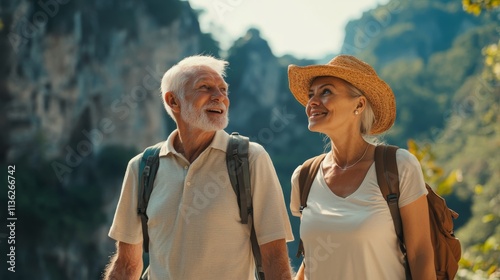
[0,0,499,279]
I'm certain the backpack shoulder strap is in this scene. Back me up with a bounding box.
[226,132,264,280]
[226,132,251,224]
[298,154,327,213]
[296,153,326,258]
[138,142,162,253]
[374,145,411,279]
[374,145,400,207]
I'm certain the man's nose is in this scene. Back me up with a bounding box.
[211,89,226,101]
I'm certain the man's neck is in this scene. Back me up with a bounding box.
[174,128,217,163]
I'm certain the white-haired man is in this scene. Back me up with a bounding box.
[104,55,294,280]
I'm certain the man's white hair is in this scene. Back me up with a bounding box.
[160,55,229,120]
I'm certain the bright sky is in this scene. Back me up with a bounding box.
[187,0,389,59]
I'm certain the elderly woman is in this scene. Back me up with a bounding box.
[288,55,435,280]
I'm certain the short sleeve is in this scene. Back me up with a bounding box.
[396,149,428,207]
[249,143,294,244]
[290,165,303,217]
[108,154,143,244]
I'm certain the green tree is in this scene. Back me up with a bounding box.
[407,139,460,196]
[454,3,500,278]
[462,0,500,15]
[482,40,500,82]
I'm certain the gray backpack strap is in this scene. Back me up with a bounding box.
[138,143,162,253]
[226,132,264,280]
[227,132,252,223]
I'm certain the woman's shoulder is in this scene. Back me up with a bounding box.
[394,147,421,170]
[291,153,326,182]
[395,147,415,160]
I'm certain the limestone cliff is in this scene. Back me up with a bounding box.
[4,0,208,163]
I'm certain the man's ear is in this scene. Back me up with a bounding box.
[165,91,180,113]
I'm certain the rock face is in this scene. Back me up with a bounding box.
[4,0,208,162]
[225,29,281,129]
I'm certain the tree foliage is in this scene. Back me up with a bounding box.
[407,139,460,196]
[463,0,500,15]
[449,2,500,278]
[433,45,500,280]
[482,40,500,82]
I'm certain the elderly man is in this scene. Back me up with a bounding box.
[104,55,293,280]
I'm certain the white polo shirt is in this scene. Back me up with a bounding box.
[290,149,427,280]
[109,130,293,280]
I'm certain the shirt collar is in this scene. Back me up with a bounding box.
[159,129,229,157]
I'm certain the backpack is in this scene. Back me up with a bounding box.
[296,145,461,280]
[137,132,264,280]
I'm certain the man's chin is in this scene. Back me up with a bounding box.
[208,116,229,131]
[192,118,228,132]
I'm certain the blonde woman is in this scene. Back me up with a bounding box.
[288,55,435,280]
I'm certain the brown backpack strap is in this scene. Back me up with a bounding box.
[296,153,326,258]
[374,145,400,203]
[374,145,412,279]
[298,154,327,212]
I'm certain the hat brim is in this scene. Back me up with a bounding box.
[288,64,396,135]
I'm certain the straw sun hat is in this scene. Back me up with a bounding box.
[288,55,396,135]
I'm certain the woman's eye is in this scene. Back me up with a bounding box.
[307,93,314,99]
[322,89,331,95]
[200,85,209,90]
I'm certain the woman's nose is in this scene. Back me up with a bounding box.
[307,94,320,107]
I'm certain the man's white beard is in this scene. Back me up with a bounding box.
[180,99,228,131]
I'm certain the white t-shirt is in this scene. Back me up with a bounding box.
[290,149,427,280]
[109,130,293,280]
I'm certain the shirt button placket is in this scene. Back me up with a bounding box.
[185,165,191,188]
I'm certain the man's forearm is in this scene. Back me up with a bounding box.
[103,242,143,280]
[103,255,143,280]
[261,239,293,280]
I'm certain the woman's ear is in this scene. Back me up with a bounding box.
[356,96,367,113]
[165,91,180,113]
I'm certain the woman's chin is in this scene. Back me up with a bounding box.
[307,123,323,133]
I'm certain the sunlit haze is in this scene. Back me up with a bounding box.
[187,0,389,59]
